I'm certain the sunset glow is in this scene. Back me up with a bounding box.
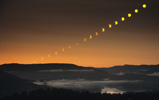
[62,48,65,52]
[68,45,71,49]
[48,54,51,58]
[55,52,58,55]
[0,1,158,67]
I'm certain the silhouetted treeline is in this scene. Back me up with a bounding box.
[1,88,159,100]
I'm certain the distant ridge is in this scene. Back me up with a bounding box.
[0,63,111,81]
[0,63,93,71]
[1,63,159,68]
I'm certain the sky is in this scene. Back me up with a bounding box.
[0,0,159,67]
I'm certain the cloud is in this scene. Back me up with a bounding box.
[147,72,159,76]
[33,79,141,93]
[101,87,125,94]
[116,72,125,75]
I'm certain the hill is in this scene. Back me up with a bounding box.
[0,70,46,98]
[0,63,159,93]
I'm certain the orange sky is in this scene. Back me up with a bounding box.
[0,0,158,67]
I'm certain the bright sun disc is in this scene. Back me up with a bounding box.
[90,35,92,39]
[121,17,125,21]
[115,21,118,25]
[96,32,98,36]
[55,51,58,55]
[102,28,105,32]
[128,13,131,17]
[109,24,112,28]
[62,48,64,52]
[143,4,146,8]
[135,9,138,13]
[84,38,87,42]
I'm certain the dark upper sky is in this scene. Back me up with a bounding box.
[0,0,159,67]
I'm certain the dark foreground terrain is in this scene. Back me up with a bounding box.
[0,63,159,100]
[1,88,159,100]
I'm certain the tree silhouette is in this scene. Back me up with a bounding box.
[1,88,159,100]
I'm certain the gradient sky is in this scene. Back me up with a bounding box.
[0,0,159,67]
